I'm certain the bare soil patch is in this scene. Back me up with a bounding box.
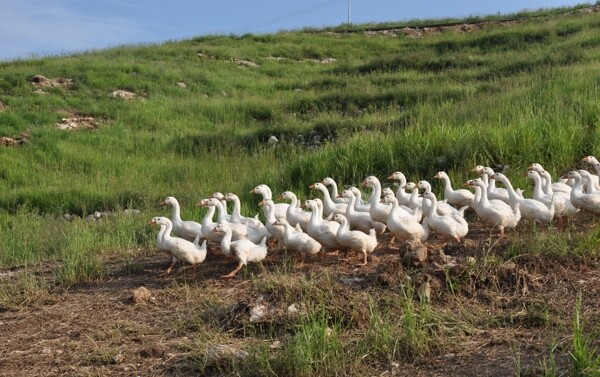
[1,212,599,376]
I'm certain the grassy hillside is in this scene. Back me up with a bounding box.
[0,5,599,266]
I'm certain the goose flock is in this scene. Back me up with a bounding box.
[150,156,600,278]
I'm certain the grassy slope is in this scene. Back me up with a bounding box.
[0,6,600,266]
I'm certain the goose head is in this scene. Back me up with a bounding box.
[471,165,485,174]
[322,177,336,186]
[150,216,170,226]
[528,163,544,172]
[160,196,177,206]
[212,192,225,200]
[309,182,326,191]
[582,156,599,164]
[362,176,379,188]
[387,171,406,182]
[338,189,354,199]
[332,213,347,225]
[224,193,237,201]
[561,171,580,181]
[380,193,396,204]
[433,171,447,179]
[211,224,230,234]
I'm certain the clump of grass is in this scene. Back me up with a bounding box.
[272,308,346,377]
[0,272,52,311]
[570,293,600,376]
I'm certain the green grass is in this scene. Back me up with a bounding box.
[1,5,600,279]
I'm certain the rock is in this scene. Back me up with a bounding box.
[131,286,153,304]
[233,58,259,68]
[267,135,279,146]
[205,345,248,362]
[269,340,282,349]
[30,75,72,88]
[249,304,267,322]
[176,82,186,88]
[55,116,98,131]
[110,90,136,100]
[112,351,124,364]
[286,303,298,315]
[123,209,141,215]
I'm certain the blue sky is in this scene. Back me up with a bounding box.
[0,0,593,61]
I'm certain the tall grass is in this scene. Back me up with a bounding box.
[1,5,600,277]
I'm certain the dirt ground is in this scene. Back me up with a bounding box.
[1,210,599,377]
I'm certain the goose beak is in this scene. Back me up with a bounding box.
[159,200,166,205]
[258,200,265,206]
[433,173,439,179]
[211,227,218,233]
[278,194,284,200]
[470,167,479,172]
[361,180,368,187]
[308,184,316,189]
[195,200,206,207]
[149,220,156,225]
[250,188,256,193]
[387,174,394,180]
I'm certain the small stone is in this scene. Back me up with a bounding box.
[286,304,298,315]
[112,351,124,364]
[205,345,248,362]
[131,286,152,304]
[176,82,186,88]
[267,135,279,145]
[269,340,282,349]
[325,327,333,337]
[466,256,476,266]
[249,304,267,322]
[123,209,141,215]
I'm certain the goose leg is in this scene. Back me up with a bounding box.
[221,262,244,278]
[159,256,178,277]
[355,251,368,267]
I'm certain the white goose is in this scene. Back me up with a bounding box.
[271,218,321,267]
[417,180,467,221]
[211,224,268,278]
[349,186,371,212]
[577,170,600,194]
[581,156,600,189]
[196,198,222,243]
[322,177,350,204]
[223,193,261,227]
[466,178,520,237]
[472,166,516,204]
[562,171,600,215]
[332,213,378,266]
[304,199,343,252]
[362,176,393,225]
[258,199,285,241]
[280,191,312,232]
[203,197,268,243]
[151,216,179,273]
[160,196,203,241]
[339,189,386,234]
[405,182,423,212]
[150,216,207,275]
[527,163,571,195]
[433,171,474,208]
[381,194,429,244]
[309,182,347,216]
[422,191,468,243]
[527,170,578,220]
[250,184,289,220]
[388,171,411,206]
[493,173,554,224]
